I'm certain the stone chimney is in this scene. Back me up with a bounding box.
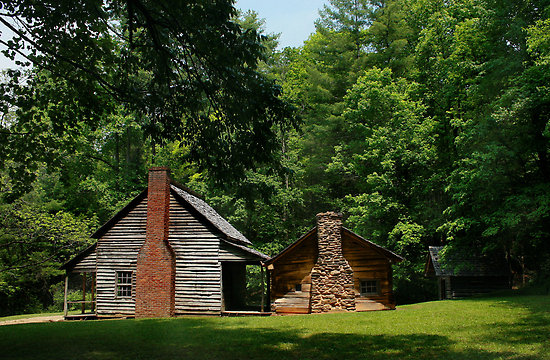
[310,212,356,312]
[135,167,175,318]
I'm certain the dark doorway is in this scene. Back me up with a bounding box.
[221,262,247,311]
[440,278,446,300]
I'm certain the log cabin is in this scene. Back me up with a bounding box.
[62,167,268,318]
[424,246,510,299]
[265,212,403,314]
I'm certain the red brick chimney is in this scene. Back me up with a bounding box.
[310,212,356,312]
[135,167,175,318]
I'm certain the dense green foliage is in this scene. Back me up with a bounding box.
[0,0,295,189]
[1,0,549,314]
[1,295,549,359]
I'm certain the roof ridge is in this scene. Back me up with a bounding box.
[342,227,403,262]
[170,180,204,199]
[170,184,252,246]
[264,227,317,265]
[91,189,148,239]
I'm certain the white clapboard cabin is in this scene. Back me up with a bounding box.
[62,168,268,318]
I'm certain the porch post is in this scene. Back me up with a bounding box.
[91,272,96,312]
[260,264,265,312]
[266,269,271,312]
[63,273,69,318]
[81,273,87,314]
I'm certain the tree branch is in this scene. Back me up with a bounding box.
[0,16,126,101]
[0,129,32,135]
[85,153,118,171]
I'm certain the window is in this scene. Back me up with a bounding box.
[295,284,302,292]
[360,280,379,296]
[116,271,133,298]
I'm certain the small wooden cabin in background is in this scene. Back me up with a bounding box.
[62,167,268,318]
[424,246,510,299]
[265,212,403,314]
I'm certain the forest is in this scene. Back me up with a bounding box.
[0,0,549,316]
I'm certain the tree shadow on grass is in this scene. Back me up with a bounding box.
[0,317,529,360]
[470,295,550,359]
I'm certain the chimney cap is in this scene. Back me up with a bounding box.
[316,211,343,219]
[149,166,171,172]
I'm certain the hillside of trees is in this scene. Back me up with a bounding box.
[1,0,549,315]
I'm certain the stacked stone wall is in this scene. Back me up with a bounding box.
[310,212,356,312]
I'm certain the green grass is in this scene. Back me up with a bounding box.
[1,295,549,360]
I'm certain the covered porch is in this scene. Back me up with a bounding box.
[61,244,98,320]
[220,260,271,315]
[63,270,97,320]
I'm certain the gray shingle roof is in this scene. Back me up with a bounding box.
[428,246,508,277]
[170,184,252,245]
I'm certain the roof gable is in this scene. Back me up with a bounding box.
[91,189,147,239]
[264,227,317,265]
[87,183,251,246]
[265,226,403,265]
[342,228,403,262]
[64,180,266,269]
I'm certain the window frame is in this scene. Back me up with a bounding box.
[115,270,133,298]
[359,279,380,297]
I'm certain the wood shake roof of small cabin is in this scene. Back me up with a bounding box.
[425,246,508,277]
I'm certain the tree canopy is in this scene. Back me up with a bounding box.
[0,0,295,185]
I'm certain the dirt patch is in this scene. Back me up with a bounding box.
[0,315,64,326]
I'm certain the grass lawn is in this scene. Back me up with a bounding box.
[1,294,548,360]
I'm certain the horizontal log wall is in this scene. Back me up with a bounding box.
[448,276,510,299]
[342,234,394,310]
[96,198,147,316]
[91,191,257,316]
[219,242,258,262]
[271,233,318,314]
[169,195,222,314]
[72,250,97,273]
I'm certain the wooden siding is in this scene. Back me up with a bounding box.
[169,195,223,314]
[271,232,318,314]
[342,233,394,310]
[446,275,510,299]
[92,191,257,316]
[96,198,147,316]
[219,242,258,262]
[71,250,97,273]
